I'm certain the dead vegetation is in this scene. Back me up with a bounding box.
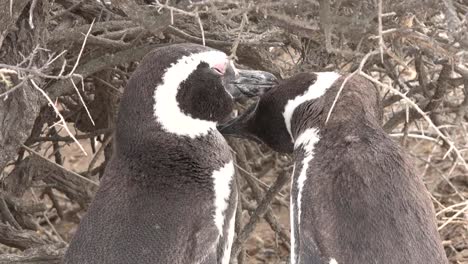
[0,0,467,263]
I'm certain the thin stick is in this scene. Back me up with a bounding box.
[388,133,442,143]
[377,0,384,63]
[438,204,468,230]
[229,7,249,59]
[45,50,68,67]
[30,189,65,243]
[196,11,205,46]
[325,51,378,124]
[0,79,28,99]
[87,134,113,176]
[422,143,438,178]
[231,170,290,257]
[325,71,356,124]
[359,72,468,169]
[154,0,196,17]
[234,163,286,199]
[0,195,21,229]
[170,8,174,24]
[69,19,95,76]
[70,78,95,126]
[21,144,99,186]
[437,201,468,216]
[30,79,87,156]
[28,0,38,29]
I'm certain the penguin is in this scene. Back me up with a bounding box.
[64,43,277,264]
[219,72,448,264]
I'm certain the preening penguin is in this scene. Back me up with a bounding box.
[219,73,448,264]
[64,43,277,264]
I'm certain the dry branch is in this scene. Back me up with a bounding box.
[46,44,166,100]
[231,170,290,257]
[0,243,66,264]
[0,224,49,250]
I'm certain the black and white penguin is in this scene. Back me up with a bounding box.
[219,72,448,264]
[64,43,277,264]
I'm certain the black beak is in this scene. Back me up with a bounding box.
[223,62,277,99]
[217,101,263,144]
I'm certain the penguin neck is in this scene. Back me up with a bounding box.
[291,93,380,145]
[282,72,341,140]
[114,125,232,183]
[289,73,383,144]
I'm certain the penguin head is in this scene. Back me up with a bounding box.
[218,72,385,154]
[118,43,277,139]
[218,72,341,153]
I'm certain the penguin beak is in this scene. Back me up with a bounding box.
[224,62,277,99]
[217,101,263,144]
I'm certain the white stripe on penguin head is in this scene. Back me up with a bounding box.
[282,72,341,140]
[153,50,228,138]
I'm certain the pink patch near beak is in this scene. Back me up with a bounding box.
[213,62,226,75]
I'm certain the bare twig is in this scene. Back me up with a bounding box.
[438,204,468,230]
[0,223,49,250]
[360,71,468,169]
[0,79,28,99]
[30,189,65,243]
[165,26,283,48]
[28,0,38,29]
[21,144,99,187]
[70,78,95,126]
[231,170,290,257]
[87,134,113,176]
[70,19,95,76]
[0,194,21,229]
[30,80,87,155]
[229,7,249,59]
[31,128,112,142]
[325,51,378,124]
[195,10,205,46]
[0,243,66,263]
[154,0,196,17]
[377,0,385,63]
